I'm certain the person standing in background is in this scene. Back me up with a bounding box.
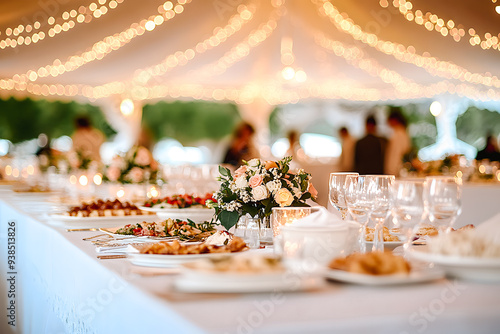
[354,115,386,174]
[476,134,500,162]
[338,127,355,171]
[385,109,411,176]
[223,122,258,167]
[71,116,105,162]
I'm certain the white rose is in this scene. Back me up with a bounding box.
[252,185,268,201]
[235,175,248,189]
[266,180,280,194]
[247,159,260,167]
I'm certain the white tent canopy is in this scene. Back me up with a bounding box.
[1,0,500,159]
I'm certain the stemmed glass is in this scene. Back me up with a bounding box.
[345,175,375,253]
[329,172,359,220]
[367,175,395,252]
[424,176,462,235]
[391,179,426,251]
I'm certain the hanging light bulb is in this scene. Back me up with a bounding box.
[282,66,295,80]
[120,98,134,115]
[429,101,442,116]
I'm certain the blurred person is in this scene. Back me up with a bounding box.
[71,116,105,162]
[285,129,304,170]
[385,109,411,175]
[223,122,258,167]
[476,134,500,162]
[338,127,355,171]
[354,115,386,174]
[136,125,158,170]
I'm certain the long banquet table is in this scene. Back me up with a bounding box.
[1,189,500,334]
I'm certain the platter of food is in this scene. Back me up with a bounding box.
[99,219,218,241]
[324,252,444,285]
[126,237,248,268]
[175,255,321,293]
[47,199,157,228]
[139,194,215,222]
[408,229,500,282]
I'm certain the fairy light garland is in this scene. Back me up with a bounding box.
[133,3,258,85]
[194,5,283,78]
[315,0,500,89]
[1,0,500,105]
[0,0,127,50]
[381,0,500,51]
[0,0,192,88]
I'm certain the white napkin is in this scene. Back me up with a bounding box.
[476,213,500,245]
[291,206,349,230]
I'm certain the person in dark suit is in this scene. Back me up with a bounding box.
[476,134,500,162]
[354,115,386,174]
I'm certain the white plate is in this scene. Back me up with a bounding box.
[127,251,242,268]
[175,267,321,293]
[366,241,404,251]
[408,246,500,282]
[99,227,178,241]
[324,266,444,286]
[139,206,214,222]
[47,213,158,229]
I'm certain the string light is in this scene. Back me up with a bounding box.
[133,3,258,85]
[0,0,192,88]
[193,5,283,78]
[315,0,500,89]
[383,0,500,51]
[0,0,127,50]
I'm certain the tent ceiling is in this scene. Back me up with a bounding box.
[0,0,499,104]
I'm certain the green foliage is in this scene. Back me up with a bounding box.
[0,97,116,143]
[457,107,500,149]
[142,101,241,145]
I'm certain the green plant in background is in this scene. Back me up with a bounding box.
[456,107,500,149]
[0,97,116,143]
[142,101,241,145]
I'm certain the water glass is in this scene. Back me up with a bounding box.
[424,176,462,234]
[329,172,359,220]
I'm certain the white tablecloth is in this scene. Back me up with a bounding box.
[1,193,500,334]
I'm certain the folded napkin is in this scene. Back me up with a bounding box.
[291,206,354,230]
[476,212,500,245]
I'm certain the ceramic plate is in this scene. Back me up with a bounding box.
[47,213,158,229]
[408,246,500,282]
[138,206,215,222]
[175,266,321,293]
[324,266,444,286]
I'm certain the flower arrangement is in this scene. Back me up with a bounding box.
[208,157,318,230]
[103,146,161,184]
[66,150,98,172]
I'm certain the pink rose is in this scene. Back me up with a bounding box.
[274,188,294,207]
[135,147,151,166]
[235,165,247,177]
[308,182,318,199]
[106,166,121,182]
[111,156,126,169]
[248,174,263,188]
[128,167,144,183]
[68,151,80,169]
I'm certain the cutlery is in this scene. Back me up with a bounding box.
[67,228,98,232]
[97,255,127,260]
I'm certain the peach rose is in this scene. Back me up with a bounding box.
[135,147,151,166]
[308,182,318,199]
[128,167,144,183]
[264,161,278,170]
[248,174,263,188]
[235,165,247,177]
[106,166,121,182]
[274,188,294,207]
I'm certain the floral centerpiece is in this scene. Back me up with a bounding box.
[103,146,161,184]
[207,157,317,230]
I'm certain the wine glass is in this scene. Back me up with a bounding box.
[329,172,359,220]
[424,176,462,234]
[345,175,375,253]
[366,175,395,252]
[391,179,426,251]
